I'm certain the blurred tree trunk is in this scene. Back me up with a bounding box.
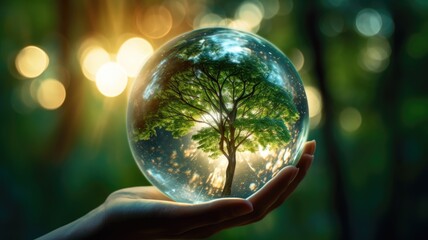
[44,0,82,163]
[375,3,409,239]
[304,2,351,240]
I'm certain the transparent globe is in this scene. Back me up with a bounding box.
[127,28,309,203]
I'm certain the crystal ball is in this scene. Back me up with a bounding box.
[127,28,309,203]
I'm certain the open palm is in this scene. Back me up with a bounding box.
[39,141,315,240]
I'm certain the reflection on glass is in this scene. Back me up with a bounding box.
[127,28,309,203]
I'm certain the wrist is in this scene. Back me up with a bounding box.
[37,204,105,240]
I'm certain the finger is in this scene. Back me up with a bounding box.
[248,166,299,206]
[227,141,315,226]
[301,140,316,157]
[183,140,316,236]
[104,197,253,239]
[179,167,299,238]
[155,197,254,236]
[238,166,299,224]
[129,186,174,201]
[269,140,316,210]
[269,153,313,210]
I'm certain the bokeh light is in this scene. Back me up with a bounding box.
[379,11,394,37]
[15,46,49,78]
[359,36,391,73]
[195,13,223,28]
[80,46,110,81]
[260,0,280,19]
[137,6,173,39]
[235,1,264,32]
[193,1,271,33]
[95,62,128,97]
[305,86,323,129]
[227,19,252,32]
[36,79,66,110]
[164,0,186,28]
[289,48,305,71]
[339,107,362,132]
[355,8,382,37]
[117,37,154,78]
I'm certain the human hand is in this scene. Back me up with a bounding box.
[98,140,315,239]
[39,140,315,240]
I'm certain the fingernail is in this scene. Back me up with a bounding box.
[306,140,316,156]
[234,202,254,216]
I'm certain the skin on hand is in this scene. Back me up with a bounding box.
[39,141,315,240]
[179,140,316,238]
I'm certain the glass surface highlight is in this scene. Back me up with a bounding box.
[127,28,309,203]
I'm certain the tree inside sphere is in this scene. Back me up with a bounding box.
[127,28,309,203]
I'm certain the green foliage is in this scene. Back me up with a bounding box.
[138,38,299,158]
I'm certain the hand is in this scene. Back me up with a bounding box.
[39,140,315,240]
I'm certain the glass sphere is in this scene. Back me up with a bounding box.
[127,28,309,203]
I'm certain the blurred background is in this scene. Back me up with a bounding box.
[1,0,427,239]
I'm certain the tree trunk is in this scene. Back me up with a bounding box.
[221,151,236,197]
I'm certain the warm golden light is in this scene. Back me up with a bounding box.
[37,79,66,110]
[95,62,128,97]
[81,46,110,81]
[228,19,252,32]
[359,37,391,73]
[339,107,362,132]
[305,86,323,129]
[258,145,271,158]
[117,37,154,78]
[289,48,305,71]
[195,13,223,28]
[15,46,49,78]
[137,6,173,39]
[235,2,264,32]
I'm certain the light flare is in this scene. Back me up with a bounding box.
[117,37,154,78]
[15,46,49,78]
[37,78,66,110]
[95,62,128,97]
[80,46,110,81]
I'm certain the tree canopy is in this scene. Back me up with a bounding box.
[135,38,299,196]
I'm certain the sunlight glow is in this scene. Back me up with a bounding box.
[228,19,253,32]
[95,62,128,97]
[196,13,223,28]
[137,6,173,39]
[81,46,110,81]
[15,46,49,78]
[117,37,154,78]
[289,48,305,71]
[305,86,323,129]
[193,2,266,33]
[235,1,264,32]
[37,79,66,110]
[258,145,271,158]
[206,157,228,191]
